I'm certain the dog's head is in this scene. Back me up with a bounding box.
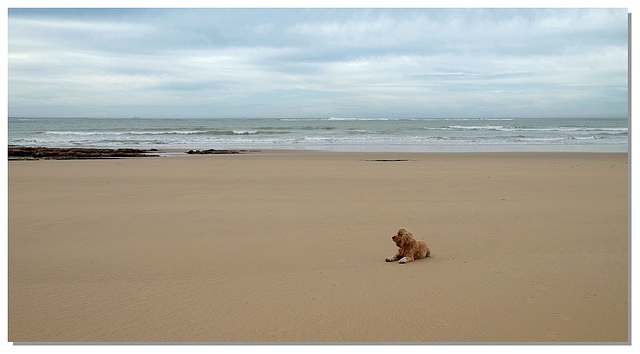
[392,227,414,248]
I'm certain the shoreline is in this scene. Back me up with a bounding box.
[7,145,630,159]
[8,149,629,342]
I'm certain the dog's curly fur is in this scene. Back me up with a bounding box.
[385,227,431,264]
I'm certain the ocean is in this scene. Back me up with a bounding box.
[7,117,629,153]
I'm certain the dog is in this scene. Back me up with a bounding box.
[385,227,430,264]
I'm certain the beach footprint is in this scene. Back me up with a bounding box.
[545,330,559,341]
[555,312,571,322]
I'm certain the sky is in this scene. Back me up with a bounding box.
[7,7,630,119]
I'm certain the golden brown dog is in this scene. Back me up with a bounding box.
[385,227,431,264]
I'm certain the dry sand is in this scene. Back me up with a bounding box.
[7,150,628,343]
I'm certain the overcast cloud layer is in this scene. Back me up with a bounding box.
[8,8,629,118]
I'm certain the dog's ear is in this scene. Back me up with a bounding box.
[399,227,413,240]
[394,229,405,247]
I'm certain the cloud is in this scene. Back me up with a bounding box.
[7,8,628,118]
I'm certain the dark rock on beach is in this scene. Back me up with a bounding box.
[186,149,249,155]
[8,147,159,160]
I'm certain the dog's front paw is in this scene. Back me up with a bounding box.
[385,257,395,262]
[398,257,412,264]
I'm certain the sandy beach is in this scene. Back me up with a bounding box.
[7,150,628,343]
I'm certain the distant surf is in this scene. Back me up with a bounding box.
[8,117,628,152]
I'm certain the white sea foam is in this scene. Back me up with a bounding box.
[328,117,399,121]
[9,117,628,152]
